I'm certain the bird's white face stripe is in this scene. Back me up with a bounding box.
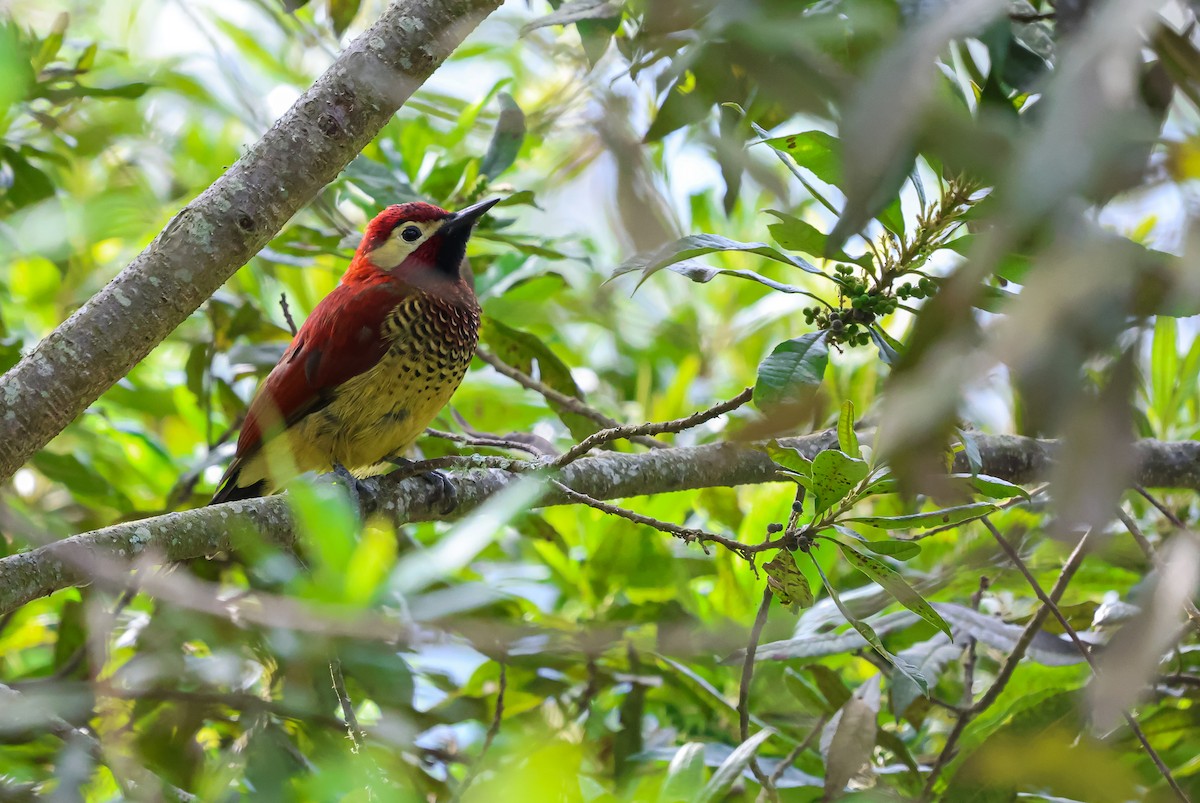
[370,219,444,269]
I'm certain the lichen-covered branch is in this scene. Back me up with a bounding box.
[0,0,503,484]
[3,432,1199,616]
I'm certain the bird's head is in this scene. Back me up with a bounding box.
[354,198,499,281]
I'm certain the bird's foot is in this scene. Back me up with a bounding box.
[331,463,379,512]
[385,457,457,516]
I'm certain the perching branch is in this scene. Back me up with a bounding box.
[0,0,503,484]
[3,433,1200,616]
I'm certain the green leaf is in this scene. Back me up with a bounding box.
[752,332,829,411]
[328,0,361,35]
[765,440,812,475]
[955,473,1030,501]
[766,209,835,258]
[809,449,868,515]
[615,234,829,287]
[74,42,97,72]
[784,669,830,713]
[1,147,55,209]
[835,540,952,638]
[33,12,68,73]
[696,728,774,803]
[811,557,927,694]
[956,427,984,474]
[891,634,961,719]
[764,550,815,609]
[479,93,525,179]
[31,450,120,504]
[1153,24,1200,112]
[44,81,151,100]
[828,528,922,561]
[1151,315,1179,430]
[480,318,599,440]
[808,664,853,710]
[289,478,360,602]
[759,130,840,187]
[859,539,921,560]
[867,326,901,365]
[0,24,34,113]
[576,15,620,69]
[520,0,622,36]
[659,743,706,803]
[843,502,997,531]
[837,399,859,457]
[53,598,87,673]
[663,262,822,300]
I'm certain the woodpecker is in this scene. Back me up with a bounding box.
[211,198,498,504]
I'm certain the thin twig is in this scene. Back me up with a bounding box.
[980,517,1190,802]
[738,587,778,802]
[280,293,298,336]
[1136,486,1188,529]
[424,427,549,458]
[553,388,753,468]
[919,528,1093,801]
[548,480,778,556]
[1118,507,1200,627]
[330,658,365,751]
[962,576,988,707]
[476,348,665,450]
[768,714,828,786]
[452,662,507,803]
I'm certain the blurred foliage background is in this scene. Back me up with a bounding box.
[2,0,1200,800]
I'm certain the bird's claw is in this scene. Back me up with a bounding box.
[384,457,457,515]
[422,468,457,516]
[331,464,378,512]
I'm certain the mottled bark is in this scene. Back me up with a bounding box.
[0,0,502,483]
[2,432,1198,615]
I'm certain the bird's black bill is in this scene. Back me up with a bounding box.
[442,197,500,236]
[435,197,500,274]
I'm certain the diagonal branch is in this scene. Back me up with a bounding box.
[0,0,503,484]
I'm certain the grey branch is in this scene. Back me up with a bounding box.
[3,432,1200,616]
[0,0,503,484]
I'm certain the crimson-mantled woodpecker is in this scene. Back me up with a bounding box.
[211,198,498,504]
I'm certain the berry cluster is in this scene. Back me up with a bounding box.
[800,265,938,348]
[897,276,938,300]
[799,266,891,347]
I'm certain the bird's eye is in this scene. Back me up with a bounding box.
[400,225,422,242]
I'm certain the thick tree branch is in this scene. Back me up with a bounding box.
[0,0,502,484]
[2,433,1199,615]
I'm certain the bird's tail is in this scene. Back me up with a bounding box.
[210,461,268,505]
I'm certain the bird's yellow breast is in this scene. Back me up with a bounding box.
[244,293,480,485]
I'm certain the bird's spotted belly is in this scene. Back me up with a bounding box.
[287,349,471,476]
[240,294,479,486]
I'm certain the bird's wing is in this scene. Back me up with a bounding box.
[215,279,407,491]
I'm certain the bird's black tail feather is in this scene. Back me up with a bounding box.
[210,470,267,505]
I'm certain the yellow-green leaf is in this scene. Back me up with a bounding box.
[764,550,814,609]
[836,541,952,638]
[838,399,859,457]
